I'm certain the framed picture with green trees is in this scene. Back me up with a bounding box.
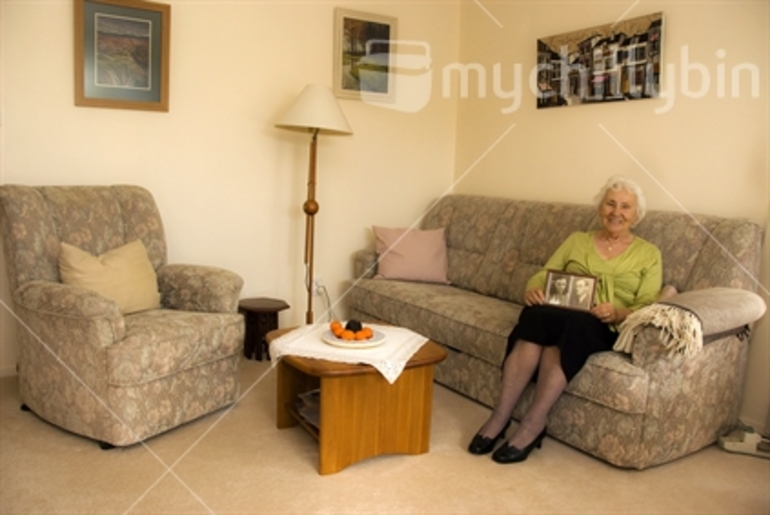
[333,8,397,101]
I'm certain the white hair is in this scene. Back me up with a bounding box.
[594,176,647,225]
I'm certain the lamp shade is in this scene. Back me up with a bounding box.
[275,84,353,135]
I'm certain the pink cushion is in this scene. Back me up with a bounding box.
[373,226,450,284]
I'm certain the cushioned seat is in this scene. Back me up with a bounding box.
[349,279,520,365]
[109,310,243,386]
[0,184,244,447]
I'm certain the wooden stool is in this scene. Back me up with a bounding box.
[238,298,290,360]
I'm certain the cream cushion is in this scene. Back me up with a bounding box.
[59,240,161,314]
[373,226,450,284]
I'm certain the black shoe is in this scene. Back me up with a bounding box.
[491,428,547,464]
[467,420,511,455]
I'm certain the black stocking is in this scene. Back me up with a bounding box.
[477,340,542,438]
[506,345,567,448]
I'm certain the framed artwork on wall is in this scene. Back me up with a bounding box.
[545,270,597,311]
[536,12,663,109]
[74,0,170,112]
[333,8,397,101]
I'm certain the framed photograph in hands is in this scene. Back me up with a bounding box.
[545,270,597,311]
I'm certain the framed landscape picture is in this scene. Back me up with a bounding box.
[74,0,170,111]
[536,12,663,108]
[333,8,397,100]
[545,270,597,311]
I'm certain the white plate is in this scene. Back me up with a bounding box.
[321,329,386,349]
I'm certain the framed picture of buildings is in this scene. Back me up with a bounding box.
[74,0,170,111]
[545,270,597,311]
[536,12,663,108]
[333,8,397,100]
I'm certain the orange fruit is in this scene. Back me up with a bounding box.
[340,330,355,341]
[355,330,368,340]
[330,320,344,337]
[362,327,374,339]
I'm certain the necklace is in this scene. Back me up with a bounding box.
[603,233,631,252]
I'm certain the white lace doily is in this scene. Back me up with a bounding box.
[270,324,429,384]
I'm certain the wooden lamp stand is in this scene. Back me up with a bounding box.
[275,85,352,324]
[303,129,319,324]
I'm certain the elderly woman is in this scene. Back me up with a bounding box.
[468,176,663,464]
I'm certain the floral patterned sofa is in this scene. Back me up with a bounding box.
[0,185,244,447]
[348,194,766,469]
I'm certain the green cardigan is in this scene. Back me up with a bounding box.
[527,231,663,313]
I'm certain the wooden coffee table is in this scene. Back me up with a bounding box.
[267,327,446,475]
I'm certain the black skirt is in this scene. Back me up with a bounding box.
[506,305,618,382]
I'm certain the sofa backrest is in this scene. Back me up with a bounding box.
[0,185,167,293]
[421,194,763,304]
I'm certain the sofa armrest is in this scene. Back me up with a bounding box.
[660,287,766,335]
[354,249,378,279]
[626,324,690,368]
[617,287,766,367]
[14,280,125,346]
[157,264,244,313]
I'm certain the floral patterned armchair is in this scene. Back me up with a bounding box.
[0,185,244,447]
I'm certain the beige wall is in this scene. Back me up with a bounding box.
[453,1,769,431]
[0,1,459,370]
[1,1,768,431]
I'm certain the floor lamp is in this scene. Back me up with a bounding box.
[275,84,353,324]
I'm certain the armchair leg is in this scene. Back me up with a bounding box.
[21,403,116,451]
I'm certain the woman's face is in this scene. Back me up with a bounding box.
[599,188,638,235]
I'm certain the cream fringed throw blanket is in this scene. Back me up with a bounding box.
[614,303,703,357]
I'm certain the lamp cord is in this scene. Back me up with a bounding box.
[317,284,336,322]
[304,264,337,322]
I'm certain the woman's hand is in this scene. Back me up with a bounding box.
[524,288,546,306]
[591,303,632,324]
[591,302,617,324]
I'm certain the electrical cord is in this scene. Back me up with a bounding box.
[316,283,337,322]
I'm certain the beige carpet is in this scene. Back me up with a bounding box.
[1,358,768,514]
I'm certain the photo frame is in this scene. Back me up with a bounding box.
[545,270,597,311]
[333,8,397,100]
[75,0,170,111]
[536,12,663,108]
